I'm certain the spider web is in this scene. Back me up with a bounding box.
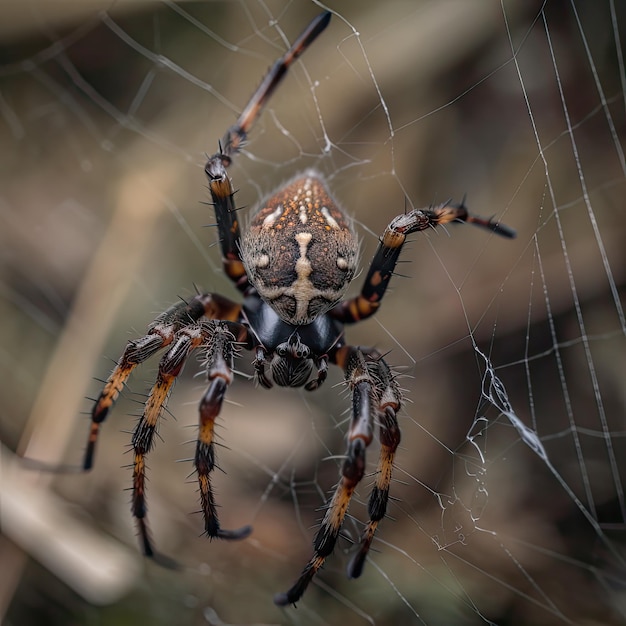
[0,1,624,624]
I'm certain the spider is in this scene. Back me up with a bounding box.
[53,11,515,606]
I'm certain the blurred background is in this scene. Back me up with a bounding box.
[0,0,624,624]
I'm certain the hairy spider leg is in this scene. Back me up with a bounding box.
[331,200,516,324]
[195,322,252,541]
[220,11,331,159]
[128,304,251,563]
[346,357,401,579]
[203,11,332,292]
[131,320,210,565]
[275,346,400,606]
[84,294,241,471]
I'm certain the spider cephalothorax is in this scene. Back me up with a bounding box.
[45,11,515,606]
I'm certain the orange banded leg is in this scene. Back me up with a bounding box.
[195,323,252,540]
[84,293,242,471]
[346,406,400,578]
[274,349,378,606]
[84,333,161,471]
[131,322,213,564]
[330,200,516,324]
[219,11,331,159]
[203,160,248,291]
[347,356,402,579]
[204,11,331,294]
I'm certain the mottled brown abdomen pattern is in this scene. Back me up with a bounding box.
[241,172,359,325]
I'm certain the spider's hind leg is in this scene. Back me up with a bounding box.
[131,318,213,564]
[131,317,252,563]
[275,346,402,605]
[194,322,252,541]
[87,293,241,471]
[346,354,402,579]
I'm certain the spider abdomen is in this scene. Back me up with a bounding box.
[241,172,359,325]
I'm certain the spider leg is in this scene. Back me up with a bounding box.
[131,317,253,562]
[195,322,252,541]
[275,347,381,606]
[219,11,331,160]
[131,321,210,564]
[253,346,273,389]
[330,199,516,324]
[346,354,402,579]
[85,293,242,471]
[203,11,331,293]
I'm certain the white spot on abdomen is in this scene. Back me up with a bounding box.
[262,204,284,228]
[321,206,340,229]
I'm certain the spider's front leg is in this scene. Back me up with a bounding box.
[331,200,516,324]
[203,10,331,295]
[275,347,402,606]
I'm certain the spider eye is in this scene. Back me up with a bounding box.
[295,346,310,359]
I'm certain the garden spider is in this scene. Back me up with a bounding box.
[62,11,515,606]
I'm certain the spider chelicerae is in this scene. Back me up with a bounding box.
[47,11,515,605]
